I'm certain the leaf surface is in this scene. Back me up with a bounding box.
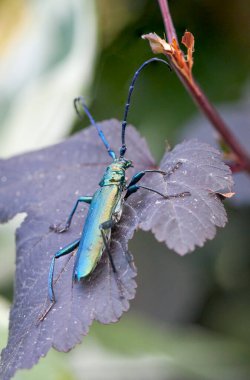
[129,139,233,254]
[0,120,153,379]
[0,121,233,379]
[181,96,249,205]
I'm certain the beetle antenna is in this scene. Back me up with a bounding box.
[119,58,171,158]
[74,96,116,160]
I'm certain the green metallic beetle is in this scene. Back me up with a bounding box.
[47,58,190,308]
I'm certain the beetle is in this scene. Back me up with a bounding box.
[43,58,190,317]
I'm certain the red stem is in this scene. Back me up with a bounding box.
[158,0,178,43]
[180,73,250,170]
[228,161,246,173]
[157,0,250,172]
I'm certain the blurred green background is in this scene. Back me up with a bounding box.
[0,0,250,379]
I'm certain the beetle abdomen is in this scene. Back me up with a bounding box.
[74,185,120,280]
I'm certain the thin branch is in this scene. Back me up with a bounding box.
[228,162,246,174]
[157,0,250,172]
[157,0,178,43]
[177,69,250,171]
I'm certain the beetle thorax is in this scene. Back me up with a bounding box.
[99,159,132,187]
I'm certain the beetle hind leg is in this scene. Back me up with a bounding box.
[38,238,80,322]
[99,220,125,299]
[99,219,116,273]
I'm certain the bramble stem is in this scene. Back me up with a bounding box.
[157,0,250,172]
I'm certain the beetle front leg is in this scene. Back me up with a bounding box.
[125,169,167,200]
[125,184,190,200]
[50,195,93,233]
[127,169,166,188]
[127,162,183,190]
[125,162,190,200]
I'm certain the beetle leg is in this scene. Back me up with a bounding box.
[125,162,184,194]
[50,196,93,233]
[99,220,116,273]
[164,161,183,178]
[127,169,166,188]
[100,221,125,299]
[125,162,190,200]
[48,238,81,303]
[39,238,81,322]
[125,184,190,200]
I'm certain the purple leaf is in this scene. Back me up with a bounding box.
[180,96,250,205]
[0,121,233,379]
[0,120,153,379]
[129,140,233,255]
